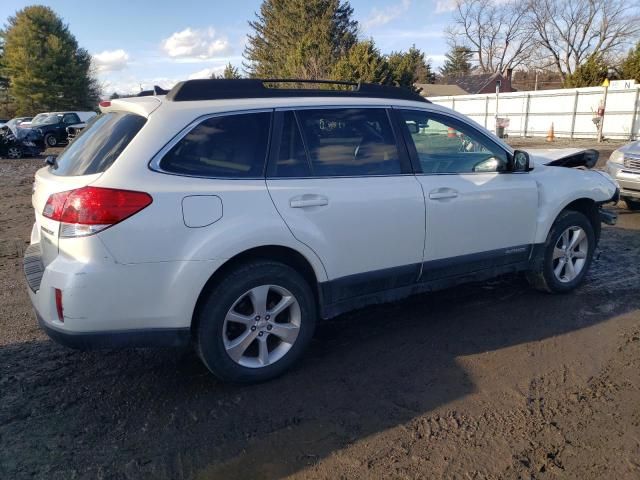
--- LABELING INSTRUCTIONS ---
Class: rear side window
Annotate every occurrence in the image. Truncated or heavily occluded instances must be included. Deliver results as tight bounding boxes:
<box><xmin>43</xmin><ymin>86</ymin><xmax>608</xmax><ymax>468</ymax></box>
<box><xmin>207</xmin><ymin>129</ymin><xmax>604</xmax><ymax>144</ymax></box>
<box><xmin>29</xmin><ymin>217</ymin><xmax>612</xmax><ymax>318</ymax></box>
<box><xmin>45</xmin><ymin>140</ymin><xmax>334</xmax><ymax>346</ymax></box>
<box><xmin>52</xmin><ymin>112</ymin><xmax>146</xmax><ymax>176</ymax></box>
<box><xmin>295</xmin><ymin>108</ymin><xmax>402</xmax><ymax>177</ymax></box>
<box><xmin>159</xmin><ymin>112</ymin><xmax>271</xmax><ymax>178</ymax></box>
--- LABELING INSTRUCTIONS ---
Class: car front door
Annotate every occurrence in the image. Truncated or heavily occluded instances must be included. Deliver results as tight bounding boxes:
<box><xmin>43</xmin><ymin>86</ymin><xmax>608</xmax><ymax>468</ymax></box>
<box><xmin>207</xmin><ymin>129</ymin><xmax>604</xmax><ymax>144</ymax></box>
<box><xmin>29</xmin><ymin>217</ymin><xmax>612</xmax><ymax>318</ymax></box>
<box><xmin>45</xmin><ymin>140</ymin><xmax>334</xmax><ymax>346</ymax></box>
<box><xmin>395</xmin><ymin>108</ymin><xmax>538</xmax><ymax>282</ymax></box>
<box><xmin>266</xmin><ymin>107</ymin><xmax>426</xmax><ymax>308</ymax></box>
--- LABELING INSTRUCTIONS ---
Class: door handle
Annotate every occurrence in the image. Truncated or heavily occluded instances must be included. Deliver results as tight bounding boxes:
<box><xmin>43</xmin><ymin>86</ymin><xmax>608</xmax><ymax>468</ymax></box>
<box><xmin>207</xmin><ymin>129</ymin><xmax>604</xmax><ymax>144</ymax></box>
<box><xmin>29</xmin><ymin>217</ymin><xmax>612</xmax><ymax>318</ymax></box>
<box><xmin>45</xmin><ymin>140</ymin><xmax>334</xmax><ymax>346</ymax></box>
<box><xmin>289</xmin><ymin>195</ymin><xmax>329</xmax><ymax>208</ymax></box>
<box><xmin>428</xmin><ymin>189</ymin><xmax>458</xmax><ymax>200</ymax></box>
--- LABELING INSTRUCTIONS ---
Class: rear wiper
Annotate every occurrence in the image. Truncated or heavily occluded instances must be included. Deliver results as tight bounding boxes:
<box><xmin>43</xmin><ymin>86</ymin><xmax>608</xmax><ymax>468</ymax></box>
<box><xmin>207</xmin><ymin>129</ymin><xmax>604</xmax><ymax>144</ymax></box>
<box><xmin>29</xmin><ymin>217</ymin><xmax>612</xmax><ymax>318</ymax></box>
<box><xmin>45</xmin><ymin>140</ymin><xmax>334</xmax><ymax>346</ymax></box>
<box><xmin>45</xmin><ymin>155</ymin><xmax>58</xmax><ymax>169</ymax></box>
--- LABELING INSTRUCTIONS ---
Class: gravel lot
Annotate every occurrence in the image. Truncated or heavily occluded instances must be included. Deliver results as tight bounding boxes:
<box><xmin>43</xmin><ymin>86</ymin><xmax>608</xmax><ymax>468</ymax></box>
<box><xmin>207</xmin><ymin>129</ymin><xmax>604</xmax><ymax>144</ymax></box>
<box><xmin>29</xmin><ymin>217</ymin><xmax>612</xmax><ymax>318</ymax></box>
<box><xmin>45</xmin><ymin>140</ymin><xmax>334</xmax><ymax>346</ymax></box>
<box><xmin>1</xmin><ymin>142</ymin><xmax>639</xmax><ymax>479</ymax></box>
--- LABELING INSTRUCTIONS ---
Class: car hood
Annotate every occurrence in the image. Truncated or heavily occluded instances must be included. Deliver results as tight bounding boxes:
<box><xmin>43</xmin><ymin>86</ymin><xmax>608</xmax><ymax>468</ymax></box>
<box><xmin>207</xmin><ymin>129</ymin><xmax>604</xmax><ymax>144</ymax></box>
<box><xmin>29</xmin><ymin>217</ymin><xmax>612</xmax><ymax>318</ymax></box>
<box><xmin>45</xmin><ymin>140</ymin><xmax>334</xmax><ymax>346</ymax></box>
<box><xmin>14</xmin><ymin>127</ymin><xmax>43</xmax><ymax>140</ymax></box>
<box><xmin>525</xmin><ymin>148</ymin><xmax>599</xmax><ymax>168</ymax></box>
<box><xmin>615</xmin><ymin>140</ymin><xmax>640</xmax><ymax>155</ymax></box>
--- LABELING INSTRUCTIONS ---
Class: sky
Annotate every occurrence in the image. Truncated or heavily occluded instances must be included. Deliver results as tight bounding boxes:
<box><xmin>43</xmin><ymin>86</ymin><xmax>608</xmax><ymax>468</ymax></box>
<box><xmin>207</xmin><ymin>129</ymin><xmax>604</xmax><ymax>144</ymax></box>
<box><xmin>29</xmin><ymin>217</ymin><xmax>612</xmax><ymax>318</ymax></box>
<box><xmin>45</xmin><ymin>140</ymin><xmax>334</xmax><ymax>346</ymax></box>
<box><xmin>0</xmin><ymin>0</ymin><xmax>458</xmax><ymax>96</ymax></box>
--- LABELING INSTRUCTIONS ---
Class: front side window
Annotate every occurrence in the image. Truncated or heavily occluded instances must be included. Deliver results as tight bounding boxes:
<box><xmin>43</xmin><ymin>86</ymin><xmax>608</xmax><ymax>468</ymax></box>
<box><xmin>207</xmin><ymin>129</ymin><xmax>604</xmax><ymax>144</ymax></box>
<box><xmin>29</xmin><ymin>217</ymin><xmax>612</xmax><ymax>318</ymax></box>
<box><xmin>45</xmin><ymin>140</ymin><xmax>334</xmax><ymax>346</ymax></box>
<box><xmin>399</xmin><ymin>110</ymin><xmax>508</xmax><ymax>174</ymax></box>
<box><xmin>295</xmin><ymin>108</ymin><xmax>402</xmax><ymax>177</ymax></box>
<box><xmin>160</xmin><ymin>112</ymin><xmax>271</xmax><ymax>178</ymax></box>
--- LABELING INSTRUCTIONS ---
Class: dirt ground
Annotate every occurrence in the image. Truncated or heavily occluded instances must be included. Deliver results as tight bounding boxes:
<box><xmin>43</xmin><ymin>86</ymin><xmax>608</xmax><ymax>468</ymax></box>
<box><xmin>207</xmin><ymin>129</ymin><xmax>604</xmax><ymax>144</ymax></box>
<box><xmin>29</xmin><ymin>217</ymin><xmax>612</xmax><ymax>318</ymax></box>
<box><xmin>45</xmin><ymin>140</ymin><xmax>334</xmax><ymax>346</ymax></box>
<box><xmin>1</xmin><ymin>140</ymin><xmax>639</xmax><ymax>480</ymax></box>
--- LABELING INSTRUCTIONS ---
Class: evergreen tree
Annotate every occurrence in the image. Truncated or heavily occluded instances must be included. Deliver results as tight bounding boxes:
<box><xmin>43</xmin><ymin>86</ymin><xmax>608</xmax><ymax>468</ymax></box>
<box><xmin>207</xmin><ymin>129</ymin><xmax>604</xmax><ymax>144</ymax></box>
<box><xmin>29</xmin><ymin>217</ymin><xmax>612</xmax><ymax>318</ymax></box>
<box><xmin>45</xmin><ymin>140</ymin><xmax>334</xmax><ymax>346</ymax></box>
<box><xmin>620</xmin><ymin>42</ymin><xmax>640</xmax><ymax>83</ymax></box>
<box><xmin>564</xmin><ymin>54</ymin><xmax>609</xmax><ymax>88</ymax></box>
<box><xmin>439</xmin><ymin>46</ymin><xmax>473</xmax><ymax>79</ymax></box>
<box><xmin>244</xmin><ymin>0</ymin><xmax>358</xmax><ymax>79</ymax></box>
<box><xmin>1</xmin><ymin>6</ymin><xmax>100</xmax><ymax>114</ymax></box>
<box><xmin>387</xmin><ymin>45</ymin><xmax>434</xmax><ymax>89</ymax></box>
<box><xmin>222</xmin><ymin>62</ymin><xmax>241</xmax><ymax>79</ymax></box>
<box><xmin>331</xmin><ymin>40</ymin><xmax>390</xmax><ymax>84</ymax></box>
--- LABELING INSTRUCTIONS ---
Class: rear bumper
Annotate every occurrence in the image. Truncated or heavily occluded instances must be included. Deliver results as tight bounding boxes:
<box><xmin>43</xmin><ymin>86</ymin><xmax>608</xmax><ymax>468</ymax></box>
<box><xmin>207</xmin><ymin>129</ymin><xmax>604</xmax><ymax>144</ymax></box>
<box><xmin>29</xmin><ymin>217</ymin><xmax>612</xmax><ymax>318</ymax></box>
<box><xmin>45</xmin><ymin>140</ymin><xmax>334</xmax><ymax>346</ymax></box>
<box><xmin>36</xmin><ymin>312</ymin><xmax>189</xmax><ymax>349</ymax></box>
<box><xmin>23</xmin><ymin>240</ymin><xmax>213</xmax><ymax>350</ymax></box>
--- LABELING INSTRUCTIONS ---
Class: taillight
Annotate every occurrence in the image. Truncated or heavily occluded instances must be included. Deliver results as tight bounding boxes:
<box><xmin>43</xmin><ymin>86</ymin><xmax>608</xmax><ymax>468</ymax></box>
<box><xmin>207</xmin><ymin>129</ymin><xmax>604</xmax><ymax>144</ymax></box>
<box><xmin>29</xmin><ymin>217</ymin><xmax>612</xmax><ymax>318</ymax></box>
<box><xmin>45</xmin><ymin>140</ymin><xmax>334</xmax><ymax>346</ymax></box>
<box><xmin>43</xmin><ymin>187</ymin><xmax>152</xmax><ymax>237</ymax></box>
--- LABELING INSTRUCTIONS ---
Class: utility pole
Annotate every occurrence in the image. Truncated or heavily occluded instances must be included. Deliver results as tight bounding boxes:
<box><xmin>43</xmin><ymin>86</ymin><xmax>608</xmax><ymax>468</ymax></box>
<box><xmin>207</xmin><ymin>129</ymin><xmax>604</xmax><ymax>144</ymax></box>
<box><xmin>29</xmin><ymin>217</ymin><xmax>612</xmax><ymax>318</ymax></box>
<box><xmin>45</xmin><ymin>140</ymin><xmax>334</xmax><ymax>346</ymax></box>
<box><xmin>597</xmin><ymin>79</ymin><xmax>609</xmax><ymax>143</ymax></box>
<box><xmin>495</xmin><ymin>80</ymin><xmax>501</xmax><ymax>135</ymax></box>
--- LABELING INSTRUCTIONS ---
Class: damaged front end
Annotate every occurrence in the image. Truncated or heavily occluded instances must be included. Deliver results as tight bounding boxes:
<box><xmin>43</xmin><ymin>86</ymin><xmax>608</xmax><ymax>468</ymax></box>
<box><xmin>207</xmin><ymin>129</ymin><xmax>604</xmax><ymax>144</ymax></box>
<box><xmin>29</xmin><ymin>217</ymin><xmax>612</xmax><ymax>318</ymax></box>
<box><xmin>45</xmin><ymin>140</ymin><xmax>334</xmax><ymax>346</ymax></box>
<box><xmin>526</xmin><ymin>148</ymin><xmax>600</xmax><ymax>169</ymax></box>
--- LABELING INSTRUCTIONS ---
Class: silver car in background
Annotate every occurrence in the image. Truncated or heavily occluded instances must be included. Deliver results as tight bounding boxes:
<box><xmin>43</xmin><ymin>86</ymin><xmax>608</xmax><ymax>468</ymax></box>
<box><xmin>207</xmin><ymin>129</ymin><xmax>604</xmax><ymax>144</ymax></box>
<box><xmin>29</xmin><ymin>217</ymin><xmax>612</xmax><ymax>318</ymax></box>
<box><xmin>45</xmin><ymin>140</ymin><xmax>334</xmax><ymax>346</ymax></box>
<box><xmin>607</xmin><ymin>141</ymin><xmax>640</xmax><ymax>210</ymax></box>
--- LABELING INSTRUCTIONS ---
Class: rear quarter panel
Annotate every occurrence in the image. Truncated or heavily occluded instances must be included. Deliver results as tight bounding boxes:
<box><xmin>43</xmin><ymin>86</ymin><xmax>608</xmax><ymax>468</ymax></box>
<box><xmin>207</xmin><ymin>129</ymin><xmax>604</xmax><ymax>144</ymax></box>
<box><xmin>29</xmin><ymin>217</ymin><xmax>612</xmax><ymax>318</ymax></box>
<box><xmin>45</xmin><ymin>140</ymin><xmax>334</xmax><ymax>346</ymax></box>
<box><xmin>92</xmin><ymin>104</ymin><xmax>327</xmax><ymax>280</ymax></box>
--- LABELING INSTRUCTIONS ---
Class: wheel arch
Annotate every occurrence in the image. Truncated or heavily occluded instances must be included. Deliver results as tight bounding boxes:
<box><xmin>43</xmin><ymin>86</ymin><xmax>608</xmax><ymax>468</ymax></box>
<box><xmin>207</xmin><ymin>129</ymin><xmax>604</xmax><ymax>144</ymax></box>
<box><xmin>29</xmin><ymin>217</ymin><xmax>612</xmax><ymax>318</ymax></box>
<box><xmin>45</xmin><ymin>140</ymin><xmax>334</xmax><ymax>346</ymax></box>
<box><xmin>191</xmin><ymin>245</ymin><xmax>322</xmax><ymax>334</ymax></box>
<box><xmin>559</xmin><ymin>197</ymin><xmax>601</xmax><ymax>244</ymax></box>
<box><xmin>538</xmin><ymin>196</ymin><xmax>601</xmax><ymax>247</ymax></box>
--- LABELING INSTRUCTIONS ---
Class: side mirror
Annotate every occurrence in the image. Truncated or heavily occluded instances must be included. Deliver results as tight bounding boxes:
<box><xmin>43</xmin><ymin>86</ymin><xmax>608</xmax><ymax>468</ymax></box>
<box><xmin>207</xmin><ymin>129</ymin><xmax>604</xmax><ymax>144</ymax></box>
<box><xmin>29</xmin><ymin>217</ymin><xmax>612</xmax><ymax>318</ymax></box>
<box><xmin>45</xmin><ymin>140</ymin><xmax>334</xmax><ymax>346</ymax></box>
<box><xmin>45</xmin><ymin>155</ymin><xmax>57</xmax><ymax>167</ymax></box>
<box><xmin>511</xmin><ymin>150</ymin><xmax>531</xmax><ymax>172</ymax></box>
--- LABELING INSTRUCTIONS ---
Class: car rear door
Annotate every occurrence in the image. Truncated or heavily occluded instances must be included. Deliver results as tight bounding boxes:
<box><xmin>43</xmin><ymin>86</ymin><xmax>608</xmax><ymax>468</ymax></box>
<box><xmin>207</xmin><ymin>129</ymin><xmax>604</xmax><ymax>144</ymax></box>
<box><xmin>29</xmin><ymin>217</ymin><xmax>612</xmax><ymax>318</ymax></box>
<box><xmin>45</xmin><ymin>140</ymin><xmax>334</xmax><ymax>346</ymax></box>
<box><xmin>266</xmin><ymin>107</ymin><xmax>426</xmax><ymax>306</ymax></box>
<box><xmin>395</xmin><ymin>108</ymin><xmax>538</xmax><ymax>281</ymax></box>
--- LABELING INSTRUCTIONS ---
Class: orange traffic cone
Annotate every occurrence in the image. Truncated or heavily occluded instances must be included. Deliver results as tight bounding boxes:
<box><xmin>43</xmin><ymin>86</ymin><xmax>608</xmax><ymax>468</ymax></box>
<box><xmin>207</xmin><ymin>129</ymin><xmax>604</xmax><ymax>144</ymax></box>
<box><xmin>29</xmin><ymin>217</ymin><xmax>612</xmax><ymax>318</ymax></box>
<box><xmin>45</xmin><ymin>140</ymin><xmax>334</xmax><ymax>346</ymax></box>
<box><xmin>546</xmin><ymin>123</ymin><xmax>555</xmax><ymax>142</ymax></box>
<box><xmin>447</xmin><ymin>127</ymin><xmax>457</xmax><ymax>138</ymax></box>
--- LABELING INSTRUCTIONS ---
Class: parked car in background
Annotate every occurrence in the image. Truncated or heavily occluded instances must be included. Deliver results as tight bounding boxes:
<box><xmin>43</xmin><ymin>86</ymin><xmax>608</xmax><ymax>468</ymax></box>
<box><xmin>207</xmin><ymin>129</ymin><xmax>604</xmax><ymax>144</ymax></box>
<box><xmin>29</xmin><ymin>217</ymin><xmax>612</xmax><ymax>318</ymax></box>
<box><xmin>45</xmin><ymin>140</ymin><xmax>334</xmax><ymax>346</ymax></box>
<box><xmin>607</xmin><ymin>141</ymin><xmax>640</xmax><ymax>210</ymax></box>
<box><xmin>27</xmin><ymin>111</ymin><xmax>97</xmax><ymax>148</ymax></box>
<box><xmin>5</xmin><ymin>117</ymin><xmax>33</xmax><ymax>135</ymax></box>
<box><xmin>24</xmin><ymin>79</ymin><xmax>618</xmax><ymax>383</ymax></box>
<box><xmin>0</xmin><ymin>125</ymin><xmax>41</xmax><ymax>158</ymax></box>
<box><xmin>19</xmin><ymin>113</ymin><xmax>47</xmax><ymax>129</ymax></box>
<box><xmin>66</xmin><ymin>124</ymin><xmax>87</xmax><ymax>143</ymax></box>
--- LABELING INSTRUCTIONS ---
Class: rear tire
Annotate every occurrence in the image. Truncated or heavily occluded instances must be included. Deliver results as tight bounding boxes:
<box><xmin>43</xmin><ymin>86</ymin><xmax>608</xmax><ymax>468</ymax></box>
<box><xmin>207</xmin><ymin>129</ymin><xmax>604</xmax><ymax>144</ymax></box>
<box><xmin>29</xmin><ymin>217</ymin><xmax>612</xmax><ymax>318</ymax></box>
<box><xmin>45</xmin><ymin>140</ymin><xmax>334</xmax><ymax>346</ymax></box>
<box><xmin>526</xmin><ymin>210</ymin><xmax>595</xmax><ymax>293</ymax></box>
<box><xmin>196</xmin><ymin>260</ymin><xmax>316</xmax><ymax>383</ymax></box>
<box><xmin>623</xmin><ymin>197</ymin><xmax>640</xmax><ymax>211</ymax></box>
<box><xmin>44</xmin><ymin>133</ymin><xmax>57</xmax><ymax>147</ymax></box>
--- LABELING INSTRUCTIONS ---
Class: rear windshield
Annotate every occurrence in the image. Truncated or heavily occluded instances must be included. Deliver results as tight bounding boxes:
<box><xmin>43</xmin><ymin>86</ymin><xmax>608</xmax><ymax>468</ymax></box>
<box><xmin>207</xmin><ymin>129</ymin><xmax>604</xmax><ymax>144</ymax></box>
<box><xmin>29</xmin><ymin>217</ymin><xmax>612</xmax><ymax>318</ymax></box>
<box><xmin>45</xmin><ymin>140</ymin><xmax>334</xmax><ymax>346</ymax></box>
<box><xmin>51</xmin><ymin>112</ymin><xmax>146</xmax><ymax>176</ymax></box>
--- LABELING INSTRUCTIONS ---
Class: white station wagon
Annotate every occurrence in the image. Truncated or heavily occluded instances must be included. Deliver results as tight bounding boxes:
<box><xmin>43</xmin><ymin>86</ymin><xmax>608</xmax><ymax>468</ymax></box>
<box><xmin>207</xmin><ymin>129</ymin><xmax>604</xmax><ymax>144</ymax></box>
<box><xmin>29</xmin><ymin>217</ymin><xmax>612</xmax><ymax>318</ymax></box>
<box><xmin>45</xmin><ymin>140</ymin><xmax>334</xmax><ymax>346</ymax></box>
<box><xmin>24</xmin><ymin>79</ymin><xmax>618</xmax><ymax>382</ymax></box>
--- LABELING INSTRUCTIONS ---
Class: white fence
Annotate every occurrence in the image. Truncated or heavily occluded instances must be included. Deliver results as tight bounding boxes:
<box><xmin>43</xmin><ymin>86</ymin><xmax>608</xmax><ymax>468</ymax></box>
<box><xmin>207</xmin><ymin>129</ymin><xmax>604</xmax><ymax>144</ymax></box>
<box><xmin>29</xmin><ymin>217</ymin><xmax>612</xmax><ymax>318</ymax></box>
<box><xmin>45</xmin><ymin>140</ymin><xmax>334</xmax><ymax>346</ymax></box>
<box><xmin>429</xmin><ymin>85</ymin><xmax>640</xmax><ymax>141</ymax></box>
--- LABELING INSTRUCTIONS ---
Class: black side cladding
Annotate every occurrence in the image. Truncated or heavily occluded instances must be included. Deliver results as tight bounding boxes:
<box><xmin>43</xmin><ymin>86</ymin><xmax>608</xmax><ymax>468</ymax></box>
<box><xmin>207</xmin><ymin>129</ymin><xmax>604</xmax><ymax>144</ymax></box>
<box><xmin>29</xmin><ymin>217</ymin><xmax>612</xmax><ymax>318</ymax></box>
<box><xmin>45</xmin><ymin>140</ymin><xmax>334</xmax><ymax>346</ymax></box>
<box><xmin>165</xmin><ymin>78</ymin><xmax>430</xmax><ymax>103</ymax></box>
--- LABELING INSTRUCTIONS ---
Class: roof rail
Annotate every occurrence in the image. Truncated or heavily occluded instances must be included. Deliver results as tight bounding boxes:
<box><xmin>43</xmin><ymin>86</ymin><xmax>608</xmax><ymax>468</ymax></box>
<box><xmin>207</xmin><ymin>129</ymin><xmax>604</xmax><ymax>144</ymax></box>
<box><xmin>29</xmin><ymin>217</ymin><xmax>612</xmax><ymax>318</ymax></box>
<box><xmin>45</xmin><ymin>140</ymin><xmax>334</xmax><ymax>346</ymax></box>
<box><xmin>165</xmin><ymin>78</ymin><xmax>429</xmax><ymax>103</ymax></box>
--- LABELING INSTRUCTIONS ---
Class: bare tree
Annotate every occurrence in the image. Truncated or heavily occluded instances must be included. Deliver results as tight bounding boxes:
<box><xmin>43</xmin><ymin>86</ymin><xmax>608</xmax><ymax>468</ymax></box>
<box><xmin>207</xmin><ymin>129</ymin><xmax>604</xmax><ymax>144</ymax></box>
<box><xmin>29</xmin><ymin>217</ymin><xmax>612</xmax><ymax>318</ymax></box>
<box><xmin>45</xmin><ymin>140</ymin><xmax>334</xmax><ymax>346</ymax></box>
<box><xmin>446</xmin><ymin>0</ymin><xmax>535</xmax><ymax>74</ymax></box>
<box><xmin>528</xmin><ymin>0</ymin><xmax>640</xmax><ymax>81</ymax></box>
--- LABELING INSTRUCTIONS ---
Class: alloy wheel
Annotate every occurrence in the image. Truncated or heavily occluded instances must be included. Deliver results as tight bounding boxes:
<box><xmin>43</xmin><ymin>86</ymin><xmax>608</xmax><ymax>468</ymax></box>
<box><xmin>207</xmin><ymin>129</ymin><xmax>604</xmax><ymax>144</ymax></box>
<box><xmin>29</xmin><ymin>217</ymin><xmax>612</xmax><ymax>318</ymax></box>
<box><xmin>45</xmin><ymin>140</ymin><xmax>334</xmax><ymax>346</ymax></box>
<box><xmin>552</xmin><ymin>226</ymin><xmax>589</xmax><ymax>283</ymax></box>
<box><xmin>7</xmin><ymin>147</ymin><xmax>21</xmax><ymax>159</ymax></box>
<box><xmin>222</xmin><ymin>284</ymin><xmax>301</xmax><ymax>368</ymax></box>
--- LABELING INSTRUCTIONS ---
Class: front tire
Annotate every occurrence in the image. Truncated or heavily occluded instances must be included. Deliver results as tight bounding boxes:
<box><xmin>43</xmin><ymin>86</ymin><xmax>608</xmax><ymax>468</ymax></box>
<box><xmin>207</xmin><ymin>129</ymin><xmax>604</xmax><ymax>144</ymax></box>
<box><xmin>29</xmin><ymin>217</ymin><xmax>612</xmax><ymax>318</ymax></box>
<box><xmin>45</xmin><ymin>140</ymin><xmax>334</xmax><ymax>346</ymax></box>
<box><xmin>196</xmin><ymin>260</ymin><xmax>316</xmax><ymax>383</ymax></box>
<box><xmin>527</xmin><ymin>210</ymin><xmax>595</xmax><ymax>293</ymax></box>
<box><xmin>6</xmin><ymin>146</ymin><xmax>22</xmax><ymax>159</ymax></box>
<box><xmin>623</xmin><ymin>196</ymin><xmax>640</xmax><ymax>211</ymax></box>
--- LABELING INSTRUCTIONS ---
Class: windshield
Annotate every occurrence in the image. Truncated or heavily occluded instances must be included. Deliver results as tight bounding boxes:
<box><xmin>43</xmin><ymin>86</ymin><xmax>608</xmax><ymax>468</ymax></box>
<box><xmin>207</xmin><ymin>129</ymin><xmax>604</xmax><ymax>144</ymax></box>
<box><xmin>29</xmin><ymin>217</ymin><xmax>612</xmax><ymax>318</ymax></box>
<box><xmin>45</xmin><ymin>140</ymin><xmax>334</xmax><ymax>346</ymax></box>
<box><xmin>32</xmin><ymin>113</ymin><xmax>62</xmax><ymax>126</ymax></box>
<box><xmin>51</xmin><ymin>112</ymin><xmax>147</xmax><ymax>176</ymax></box>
